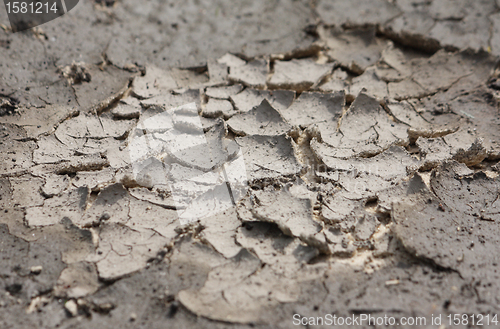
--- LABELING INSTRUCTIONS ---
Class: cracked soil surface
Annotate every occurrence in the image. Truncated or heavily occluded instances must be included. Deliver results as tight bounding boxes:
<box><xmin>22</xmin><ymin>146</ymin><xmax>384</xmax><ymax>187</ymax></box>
<box><xmin>1</xmin><ymin>0</ymin><xmax>500</xmax><ymax>328</ymax></box>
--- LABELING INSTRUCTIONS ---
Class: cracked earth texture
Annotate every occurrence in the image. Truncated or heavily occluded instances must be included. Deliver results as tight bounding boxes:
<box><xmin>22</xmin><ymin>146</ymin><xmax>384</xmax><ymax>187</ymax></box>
<box><xmin>1</xmin><ymin>0</ymin><xmax>500</xmax><ymax>328</ymax></box>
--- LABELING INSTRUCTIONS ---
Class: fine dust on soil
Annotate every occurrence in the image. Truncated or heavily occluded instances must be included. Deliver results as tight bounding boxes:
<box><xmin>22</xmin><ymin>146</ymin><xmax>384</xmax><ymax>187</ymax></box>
<box><xmin>1</xmin><ymin>1</ymin><xmax>500</xmax><ymax>328</ymax></box>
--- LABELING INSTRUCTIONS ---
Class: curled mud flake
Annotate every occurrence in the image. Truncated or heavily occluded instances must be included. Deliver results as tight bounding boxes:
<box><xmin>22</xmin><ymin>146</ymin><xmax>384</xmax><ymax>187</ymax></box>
<box><xmin>202</xmin><ymin>98</ymin><xmax>235</xmax><ymax>119</ymax></box>
<box><xmin>430</xmin><ymin>161</ymin><xmax>500</xmax><ymax>223</ymax></box>
<box><xmin>205</xmin><ymin>84</ymin><xmax>243</xmax><ymax>100</ymax></box>
<box><xmin>242</xmin><ymin>190</ymin><xmax>322</xmax><ymax>245</ymax></box>
<box><xmin>268</xmin><ymin>58</ymin><xmax>335</xmax><ymax>93</ymax></box>
<box><xmin>228</xmin><ymin>58</ymin><xmax>269</xmax><ymax>88</ymax></box>
<box><xmin>132</xmin><ymin>66</ymin><xmax>178</xmax><ymax>99</ymax></box>
<box><xmin>320</xmin><ymin>27</ymin><xmax>387</xmax><ymax>75</ymax></box>
<box><xmin>236</xmin><ymin>134</ymin><xmax>302</xmax><ymax>181</ymax></box>
<box><xmin>236</xmin><ymin>222</ymin><xmax>319</xmax><ymax>276</ymax></box>
<box><xmin>313</xmin><ymin>145</ymin><xmax>419</xmax><ymax>181</ymax></box>
<box><xmin>217</xmin><ymin>53</ymin><xmax>247</xmax><ymax>68</ymax></box>
<box><xmin>140</xmin><ymin>89</ymin><xmax>201</xmax><ymax>114</ymax></box>
<box><xmin>230</xmin><ymin>88</ymin><xmax>295</xmax><ymax>114</ymax></box>
<box><xmin>227</xmin><ymin>99</ymin><xmax>290</xmax><ymax>136</ymax></box>
<box><xmin>280</xmin><ymin>91</ymin><xmax>344</xmax><ymax>129</ymax></box>
<box><xmin>111</xmin><ymin>100</ymin><xmax>141</xmax><ymax>120</ymax></box>
<box><xmin>317</xmin><ymin>0</ymin><xmax>401</xmax><ymax>27</ymax></box>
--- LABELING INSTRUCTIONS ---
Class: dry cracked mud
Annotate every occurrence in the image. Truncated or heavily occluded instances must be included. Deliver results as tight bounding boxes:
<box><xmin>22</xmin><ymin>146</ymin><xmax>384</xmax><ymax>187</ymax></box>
<box><xmin>1</xmin><ymin>1</ymin><xmax>500</xmax><ymax>328</ymax></box>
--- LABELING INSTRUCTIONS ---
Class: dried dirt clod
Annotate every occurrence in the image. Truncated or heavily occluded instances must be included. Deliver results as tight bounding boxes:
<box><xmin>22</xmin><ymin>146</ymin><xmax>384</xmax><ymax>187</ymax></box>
<box><xmin>64</xmin><ymin>300</ymin><xmax>78</xmax><ymax>317</ymax></box>
<box><xmin>30</xmin><ymin>266</ymin><xmax>43</xmax><ymax>275</ymax></box>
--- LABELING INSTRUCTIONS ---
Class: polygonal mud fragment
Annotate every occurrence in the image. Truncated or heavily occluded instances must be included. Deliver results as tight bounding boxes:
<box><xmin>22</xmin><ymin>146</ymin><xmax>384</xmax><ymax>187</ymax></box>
<box><xmin>90</xmin><ymin>224</ymin><xmax>168</xmax><ymax>281</ymax></box>
<box><xmin>385</xmin><ymin>101</ymin><xmax>429</xmax><ymax>129</ymax></box>
<box><xmin>140</xmin><ymin>89</ymin><xmax>200</xmax><ymax>114</ymax></box>
<box><xmin>228</xmin><ymin>59</ymin><xmax>268</xmax><ymax>88</ymax></box>
<box><xmin>170</xmin><ymin>120</ymin><xmax>239</xmax><ymax>171</ymax></box>
<box><xmin>25</xmin><ymin>187</ymin><xmax>90</xmax><ymax>227</ymax></box>
<box><xmin>317</xmin><ymin>0</ymin><xmax>401</xmax><ymax>27</ymax></box>
<box><xmin>427</xmin><ymin>1</ymin><xmax>494</xmax><ymax>51</ymax></box>
<box><xmin>349</xmin><ymin>68</ymin><xmax>388</xmax><ymax>100</ymax></box>
<box><xmin>230</xmin><ymin>88</ymin><xmax>295</xmax><ymax>113</ymax></box>
<box><xmin>170</xmin><ymin>67</ymin><xmax>210</xmax><ymax>90</ymax></box>
<box><xmin>236</xmin><ymin>134</ymin><xmax>301</xmax><ymax>181</ymax></box>
<box><xmin>127</xmin><ymin>197</ymin><xmax>178</xmax><ymax>238</ymax></box>
<box><xmin>79</xmin><ymin>184</ymin><xmax>130</xmax><ymax>227</ymax></box>
<box><xmin>417</xmin><ymin>136</ymin><xmax>487</xmax><ymax>170</ymax></box>
<box><xmin>202</xmin><ymin>99</ymin><xmax>235</xmax><ymax>119</ymax></box>
<box><xmin>9</xmin><ymin>175</ymin><xmax>45</xmax><ymax>208</ymax></box>
<box><xmin>324</xmin><ymin>228</ymin><xmax>356</xmax><ymax>257</ymax></box>
<box><xmin>207</xmin><ymin>59</ymin><xmax>228</xmax><ymax>86</ymax></box>
<box><xmin>431</xmin><ymin>161</ymin><xmax>500</xmax><ymax>223</ymax></box>
<box><xmin>317</xmin><ymin>92</ymin><xmax>408</xmax><ymax>159</ymax></box>
<box><xmin>240</xmin><ymin>190</ymin><xmax>321</xmax><ymax>242</ymax></box>
<box><xmin>217</xmin><ymin>53</ymin><xmax>247</xmax><ymax>68</ymax></box>
<box><xmin>321</xmin><ymin>193</ymin><xmax>362</xmax><ymax>225</ymax></box>
<box><xmin>236</xmin><ymin>222</ymin><xmax>319</xmax><ymax>276</ymax></box>
<box><xmin>205</xmin><ymin>84</ymin><xmax>243</xmax><ymax>100</ymax></box>
<box><xmin>72</xmin><ymin>168</ymin><xmax>116</xmax><ymax>191</ymax></box>
<box><xmin>318</xmin><ymin>69</ymin><xmax>349</xmax><ymax>93</ymax></box>
<box><xmin>313</xmin><ymin>145</ymin><xmax>419</xmax><ymax>181</ymax></box>
<box><xmin>40</xmin><ymin>174</ymin><xmax>70</xmax><ymax>197</ymax></box>
<box><xmin>72</xmin><ymin>64</ymin><xmax>132</xmax><ymax>113</ymax></box>
<box><xmin>393</xmin><ymin>163</ymin><xmax>500</xmax><ymax>291</ymax></box>
<box><xmin>353</xmin><ymin>214</ymin><xmax>379</xmax><ymax>240</ymax></box>
<box><xmin>227</xmin><ymin>99</ymin><xmax>290</xmax><ymax>136</ymax></box>
<box><xmin>280</xmin><ymin>91</ymin><xmax>344</xmax><ymax>129</ymax></box>
<box><xmin>199</xmin><ymin>208</ymin><xmax>242</xmax><ymax>259</ymax></box>
<box><xmin>320</xmin><ymin>27</ymin><xmax>387</xmax><ymax>74</ymax></box>
<box><xmin>132</xmin><ymin>66</ymin><xmax>178</xmax><ymax>99</ymax></box>
<box><xmin>111</xmin><ymin>99</ymin><xmax>141</xmax><ymax>119</ymax></box>
<box><xmin>0</xmin><ymin>124</ymin><xmax>36</xmax><ymax>176</ymax></box>
<box><xmin>268</xmin><ymin>59</ymin><xmax>335</xmax><ymax>92</ymax></box>
<box><xmin>0</xmin><ymin>105</ymin><xmax>77</xmax><ymax>139</ymax></box>
<box><xmin>55</xmin><ymin>113</ymin><xmax>134</xmax><ymax>145</ymax></box>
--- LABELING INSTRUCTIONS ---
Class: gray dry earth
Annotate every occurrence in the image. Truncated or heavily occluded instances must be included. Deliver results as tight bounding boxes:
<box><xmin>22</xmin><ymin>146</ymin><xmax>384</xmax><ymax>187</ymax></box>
<box><xmin>1</xmin><ymin>0</ymin><xmax>500</xmax><ymax>328</ymax></box>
